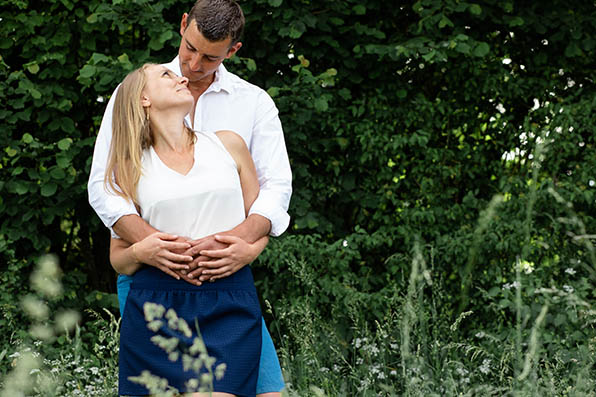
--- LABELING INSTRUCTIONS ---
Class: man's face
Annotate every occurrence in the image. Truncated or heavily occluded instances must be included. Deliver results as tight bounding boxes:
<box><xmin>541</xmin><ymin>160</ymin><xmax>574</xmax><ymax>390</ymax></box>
<box><xmin>178</xmin><ymin>14</ymin><xmax>241</xmax><ymax>84</ymax></box>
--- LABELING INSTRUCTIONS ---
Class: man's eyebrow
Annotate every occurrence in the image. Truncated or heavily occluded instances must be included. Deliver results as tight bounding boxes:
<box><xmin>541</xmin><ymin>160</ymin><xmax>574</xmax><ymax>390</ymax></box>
<box><xmin>184</xmin><ymin>38</ymin><xmax>222</xmax><ymax>58</ymax></box>
<box><xmin>184</xmin><ymin>38</ymin><xmax>196</xmax><ymax>50</ymax></box>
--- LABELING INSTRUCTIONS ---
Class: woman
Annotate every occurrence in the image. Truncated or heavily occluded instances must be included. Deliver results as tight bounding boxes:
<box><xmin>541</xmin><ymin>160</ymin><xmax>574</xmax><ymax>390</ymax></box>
<box><xmin>106</xmin><ymin>63</ymin><xmax>270</xmax><ymax>397</ymax></box>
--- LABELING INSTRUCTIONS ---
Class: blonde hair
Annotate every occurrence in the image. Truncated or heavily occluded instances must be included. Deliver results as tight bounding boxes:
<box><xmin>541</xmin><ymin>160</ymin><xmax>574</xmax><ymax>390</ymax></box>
<box><xmin>105</xmin><ymin>63</ymin><xmax>196</xmax><ymax>204</ymax></box>
<box><xmin>104</xmin><ymin>64</ymin><xmax>155</xmax><ymax>206</ymax></box>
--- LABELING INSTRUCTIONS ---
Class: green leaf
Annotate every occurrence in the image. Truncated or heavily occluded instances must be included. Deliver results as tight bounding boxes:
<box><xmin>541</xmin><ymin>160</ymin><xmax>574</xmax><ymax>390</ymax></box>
<box><xmin>79</xmin><ymin>64</ymin><xmax>96</xmax><ymax>78</ymax></box>
<box><xmin>159</xmin><ymin>30</ymin><xmax>173</xmax><ymax>43</ymax></box>
<box><xmin>57</xmin><ymin>138</ymin><xmax>73</xmax><ymax>151</ymax></box>
<box><xmin>473</xmin><ymin>42</ymin><xmax>490</xmax><ymax>57</ymax></box>
<box><xmin>22</xmin><ymin>133</ymin><xmax>34</xmax><ymax>144</ymax></box>
<box><xmin>50</xmin><ymin>168</ymin><xmax>66</xmax><ymax>180</ymax></box>
<box><xmin>0</xmin><ymin>37</ymin><xmax>12</xmax><ymax>49</ymax></box>
<box><xmin>60</xmin><ymin>0</ymin><xmax>73</xmax><ymax>11</ymax></box>
<box><xmin>41</xmin><ymin>182</ymin><xmax>57</xmax><ymax>197</ymax></box>
<box><xmin>469</xmin><ymin>4</ymin><xmax>482</xmax><ymax>15</ymax></box>
<box><xmin>246</xmin><ymin>58</ymin><xmax>257</xmax><ymax>72</ymax></box>
<box><xmin>267</xmin><ymin>87</ymin><xmax>280</xmax><ymax>97</ymax></box>
<box><xmin>118</xmin><ymin>53</ymin><xmax>133</xmax><ymax>70</ymax></box>
<box><xmin>314</xmin><ymin>98</ymin><xmax>328</xmax><ymax>112</ymax></box>
<box><xmin>329</xmin><ymin>17</ymin><xmax>344</xmax><ymax>26</ymax></box>
<box><xmin>27</xmin><ymin>63</ymin><xmax>40</xmax><ymax>74</ymax></box>
<box><xmin>268</xmin><ymin>0</ymin><xmax>282</xmax><ymax>7</ymax></box>
<box><xmin>90</xmin><ymin>52</ymin><xmax>109</xmax><ymax>63</ymax></box>
<box><xmin>29</xmin><ymin>88</ymin><xmax>42</xmax><ymax>99</ymax></box>
<box><xmin>15</xmin><ymin>182</ymin><xmax>28</xmax><ymax>195</ymax></box>
<box><xmin>455</xmin><ymin>42</ymin><xmax>471</xmax><ymax>54</ymax></box>
<box><xmin>56</xmin><ymin>154</ymin><xmax>70</xmax><ymax>169</ymax></box>
<box><xmin>564</xmin><ymin>42</ymin><xmax>583</xmax><ymax>57</ymax></box>
<box><xmin>397</xmin><ymin>89</ymin><xmax>407</xmax><ymax>99</ymax></box>
<box><xmin>422</xmin><ymin>51</ymin><xmax>436</xmax><ymax>62</ymax></box>
<box><xmin>297</xmin><ymin>55</ymin><xmax>310</xmax><ymax>68</ymax></box>
<box><xmin>439</xmin><ymin>16</ymin><xmax>453</xmax><ymax>29</ymax></box>
<box><xmin>583</xmin><ymin>38</ymin><xmax>596</xmax><ymax>51</ymax></box>
<box><xmin>289</xmin><ymin>21</ymin><xmax>306</xmax><ymax>39</ymax></box>
<box><xmin>507</xmin><ymin>17</ymin><xmax>524</xmax><ymax>27</ymax></box>
<box><xmin>353</xmin><ymin>5</ymin><xmax>366</xmax><ymax>15</ymax></box>
<box><xmin>87</xmin><ymin>13</ymin><xmax>97</xmax><ymax>23</ymax></box>
<box><xmin>5</xmin><ymin>147</ymin><xmax>17</xmax><ymax>157</ymax></box>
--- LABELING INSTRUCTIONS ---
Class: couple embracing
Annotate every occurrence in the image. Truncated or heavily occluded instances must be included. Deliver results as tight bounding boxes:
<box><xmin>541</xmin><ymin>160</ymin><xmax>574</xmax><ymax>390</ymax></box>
<box><xmin>87</xmin><ymin>1</ymin><xmax>292</xmax><ymax>396</ymax></box>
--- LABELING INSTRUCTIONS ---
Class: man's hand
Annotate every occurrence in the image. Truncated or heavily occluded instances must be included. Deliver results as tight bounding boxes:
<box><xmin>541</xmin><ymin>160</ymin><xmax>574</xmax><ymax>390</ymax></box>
<box><xmin>184</xmin><ymin>235</ymin><xmax>229</xmax><ymax>280</ymax></box>
<box><xmin>186</xmin><ymin>234</ymin><xmax>269</xmax><ymax>282</ymax></box>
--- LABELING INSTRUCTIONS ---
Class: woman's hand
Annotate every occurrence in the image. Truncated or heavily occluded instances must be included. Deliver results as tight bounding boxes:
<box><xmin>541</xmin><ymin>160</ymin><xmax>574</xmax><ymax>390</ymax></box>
<box><xmin>187</xmin><ymin>234</ymin><xmax>269</xmax><ymax>282</ymax></box>
<box><xmin>131</xmin><ymin>232</ymin><xmax>193</xmax><ymax>280</ymax></box>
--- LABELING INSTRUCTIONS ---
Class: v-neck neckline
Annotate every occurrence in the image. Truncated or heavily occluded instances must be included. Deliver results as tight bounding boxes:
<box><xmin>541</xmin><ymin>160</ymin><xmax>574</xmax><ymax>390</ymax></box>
<box><xmin>150</xmin><ymin>143</ymin><xmax>196</xmax><ymax>177</ymax></box>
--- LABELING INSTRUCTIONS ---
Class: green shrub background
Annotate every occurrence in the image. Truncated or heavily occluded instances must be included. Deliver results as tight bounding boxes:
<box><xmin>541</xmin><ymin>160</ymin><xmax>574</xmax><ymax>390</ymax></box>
<box><xmin>1</xmin><ymin>0</ymin><xmax>595</xmax><ymax>395</ymax></box>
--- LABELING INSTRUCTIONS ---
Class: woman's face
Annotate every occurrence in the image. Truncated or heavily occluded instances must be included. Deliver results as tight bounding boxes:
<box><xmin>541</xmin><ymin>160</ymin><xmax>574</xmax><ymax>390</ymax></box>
<box><xmin>141</xmin><ymin>65</ymin><xmax>194</xmax><ymax>113</ymax></box>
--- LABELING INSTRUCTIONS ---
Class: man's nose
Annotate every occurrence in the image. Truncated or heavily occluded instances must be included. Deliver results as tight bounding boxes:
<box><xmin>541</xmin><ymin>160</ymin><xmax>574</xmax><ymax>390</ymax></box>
<box><xmin>189</xmin><ymin>54</ymin><xmax>202</xmax><ymax>71</ymax></box>
<box><xmin>179</xmin><ymin>76</ymin><xmax>189</xmax><ymax>85</ymax></box>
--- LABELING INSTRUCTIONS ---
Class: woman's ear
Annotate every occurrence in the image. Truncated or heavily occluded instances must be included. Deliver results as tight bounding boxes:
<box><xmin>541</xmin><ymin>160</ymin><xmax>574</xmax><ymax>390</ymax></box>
<box><xmin>141</xmin><ymin>94</ymin><xmax>151</xmax><ymax>108</ymax></box>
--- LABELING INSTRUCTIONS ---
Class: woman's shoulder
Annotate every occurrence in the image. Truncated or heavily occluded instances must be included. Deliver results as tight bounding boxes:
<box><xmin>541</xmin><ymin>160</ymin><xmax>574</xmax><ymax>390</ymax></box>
<box><xmin>214</xmin><ymin>130</ymin><xmax>250</xmax><ymax>171</ymax></box>
<box><xmin>214</xmin><ymin>130</ymin><xmax>246</xmax><ymax>152</ymax></box>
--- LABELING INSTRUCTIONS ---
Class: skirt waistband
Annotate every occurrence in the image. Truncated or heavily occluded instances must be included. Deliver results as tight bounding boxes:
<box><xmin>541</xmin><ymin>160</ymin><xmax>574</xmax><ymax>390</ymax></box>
<box><xmin>130</xmin><ymin>265</ymin><xmax>255</xmax><ymax>291</ymax></box>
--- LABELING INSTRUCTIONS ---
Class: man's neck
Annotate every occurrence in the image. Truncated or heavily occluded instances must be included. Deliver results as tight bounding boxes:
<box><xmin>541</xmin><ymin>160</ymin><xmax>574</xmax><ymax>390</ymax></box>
<box><xmin>188</xmin><ymin>72</ymin><xmax>216</xmax><ymax>100</ymax></box>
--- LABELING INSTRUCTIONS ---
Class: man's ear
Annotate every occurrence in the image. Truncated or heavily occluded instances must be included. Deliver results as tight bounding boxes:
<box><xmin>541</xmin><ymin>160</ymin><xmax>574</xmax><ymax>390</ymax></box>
<box><xmin>180</xmin><ymin>13</ymin><xmax>189</xmax><ymax>36</ymax></box>
<box><xmin>226</xmin><ymin>41</ymin><xmax>242</xmax><ymax>59</ymax></box>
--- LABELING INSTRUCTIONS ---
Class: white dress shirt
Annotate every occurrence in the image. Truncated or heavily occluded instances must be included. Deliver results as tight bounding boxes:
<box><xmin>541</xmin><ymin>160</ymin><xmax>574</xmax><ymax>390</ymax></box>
<box><xmin>87</xmin><ymin>57</ymin><xmax>292</xmax><ymax>237</ymax></box>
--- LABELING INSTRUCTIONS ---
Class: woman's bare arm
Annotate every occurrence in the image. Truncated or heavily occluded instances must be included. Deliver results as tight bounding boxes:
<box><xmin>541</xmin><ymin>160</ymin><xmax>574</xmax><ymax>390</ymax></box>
<box><xmin>109</xmin><ymin>233</ymin><xmax>194</xmax><ymax>279</ymax></box>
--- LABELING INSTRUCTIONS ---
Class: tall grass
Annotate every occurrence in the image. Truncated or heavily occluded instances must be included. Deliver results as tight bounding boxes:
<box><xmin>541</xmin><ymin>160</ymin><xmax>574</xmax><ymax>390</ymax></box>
<box><xmin>1</xmin><ymin>134</ymin><xmax>594</xmax><ymax>396</ymax></box>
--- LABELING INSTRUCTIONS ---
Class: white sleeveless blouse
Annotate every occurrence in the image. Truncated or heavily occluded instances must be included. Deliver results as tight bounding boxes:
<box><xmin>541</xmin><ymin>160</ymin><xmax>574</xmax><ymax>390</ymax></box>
<box><xmin>136</xmin><ymin>130</ymin><xmax>246</xmax><ymax>240</ymax></box>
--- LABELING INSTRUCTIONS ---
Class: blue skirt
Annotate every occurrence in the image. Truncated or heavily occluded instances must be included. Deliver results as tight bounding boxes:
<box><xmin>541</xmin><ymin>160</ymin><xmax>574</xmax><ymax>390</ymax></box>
<box><xmin>118</xmin><ymin>266</ymin><xmax>262</xmax><ymax>397</ymax></box>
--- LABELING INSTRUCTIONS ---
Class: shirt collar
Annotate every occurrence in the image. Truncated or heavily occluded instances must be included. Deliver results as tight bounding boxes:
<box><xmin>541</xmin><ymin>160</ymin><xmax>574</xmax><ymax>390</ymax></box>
<box><xmin>165</xmin><ymin>56</ymin><xmax>234</xmax><ymax>95</ymax></box>
<box><xmin>209</xmin><ymin>63</ymin><xmax>233</xmax><ymax>94</ymax></box>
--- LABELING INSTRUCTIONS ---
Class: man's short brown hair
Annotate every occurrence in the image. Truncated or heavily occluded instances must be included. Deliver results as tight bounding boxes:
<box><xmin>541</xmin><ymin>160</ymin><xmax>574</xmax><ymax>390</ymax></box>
<box><xmin>187</xmin><ymin>0</ymin><xmax>245</xmax><ymax>45</ymax></box>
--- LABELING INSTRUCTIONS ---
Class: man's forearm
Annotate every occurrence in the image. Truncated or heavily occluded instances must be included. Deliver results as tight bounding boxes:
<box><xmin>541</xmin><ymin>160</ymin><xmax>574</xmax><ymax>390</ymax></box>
<box><xmin>113</xmin><ymin>214</ymin><xmax>159</xmax><ymax>244</ymax></box>
<box><xmin>222</xmin><ymin>214</ymin><xmax>271</xmax><ymax>243</ymax></box>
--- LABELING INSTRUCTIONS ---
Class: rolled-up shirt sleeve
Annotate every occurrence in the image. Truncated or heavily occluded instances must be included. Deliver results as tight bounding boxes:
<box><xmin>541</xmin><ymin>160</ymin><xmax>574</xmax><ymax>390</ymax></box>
<box><xmin>248</xmin><ymin>91</ymin><xmax>292</xmax><ymax>237</ymax></box>
<box><xmin>87</xmin><ymin>85</ymin><xmax>139</xmax><ymax>234</ymax></box>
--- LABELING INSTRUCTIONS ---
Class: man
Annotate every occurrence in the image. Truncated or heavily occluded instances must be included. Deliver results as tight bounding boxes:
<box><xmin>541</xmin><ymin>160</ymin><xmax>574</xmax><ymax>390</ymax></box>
<box><xmin>87</xmin><ymin>0</ymin><xmax>291</xmax><ymax>395</ymax></box>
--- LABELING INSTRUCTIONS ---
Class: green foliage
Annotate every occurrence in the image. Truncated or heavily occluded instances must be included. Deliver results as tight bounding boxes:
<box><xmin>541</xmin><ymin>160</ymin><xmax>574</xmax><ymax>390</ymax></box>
<box><xmin>1</xmin><ymin>0</ymin><xmax>595</xmax><ymax>394</ymax></box>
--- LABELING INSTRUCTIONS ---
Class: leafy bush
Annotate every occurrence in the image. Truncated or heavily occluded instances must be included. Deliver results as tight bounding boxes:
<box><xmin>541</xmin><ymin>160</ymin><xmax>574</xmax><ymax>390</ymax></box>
<box><xmin>1</xmin><ymin>0</ymin><xmax>595</xmax><ymax>395</ymax></box>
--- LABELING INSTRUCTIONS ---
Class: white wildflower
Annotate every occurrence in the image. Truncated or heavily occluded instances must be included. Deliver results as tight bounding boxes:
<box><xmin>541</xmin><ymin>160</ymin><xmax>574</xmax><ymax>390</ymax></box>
<box><xmin>475</xmin><ymin>331</ymin><xmax>486</xmax><ymax>338</ymax></box>
<box><xmin>479</xmin><ymin>359</ymin><xmax>491</xmax><ymax>375</ymax></box>
<box><xmin>565</xmin><ymin>268</ymin><xmax>576</xmax><ymax>275</ymax></box>
<box><xmin>342</xmin><ymin>240</ymin><xmax>348</xmax><ymax>247</ymax></box>
<box><xmin>320</xmin><ymin>366</ymin><xmax>329</xmax><ymax>373</ymax></box>
<box><xmin>390</xmin><ymin>370</ymin><xmax>397</xmax><ymax>376</ymax></box>
<box><xmin>563</xmin><ymin>285</ymin><xmax>574</xmax><ymax>293</ymax></box>
<box><xmin>502</xmin><ymin>281</ymin><xmax>521</xmax><ymax>290</ymax></box>
<box><xmin>519</xmin><ymin>260</ymin><xmax>534</xmax><ymax>274</ymax></box>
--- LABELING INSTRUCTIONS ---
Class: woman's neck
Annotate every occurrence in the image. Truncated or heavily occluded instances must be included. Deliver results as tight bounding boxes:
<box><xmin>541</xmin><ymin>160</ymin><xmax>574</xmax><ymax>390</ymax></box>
<box><xmin>149</xmin><ymin>111</ymin><xmax>191</xmax><ymax>153</ymax></box>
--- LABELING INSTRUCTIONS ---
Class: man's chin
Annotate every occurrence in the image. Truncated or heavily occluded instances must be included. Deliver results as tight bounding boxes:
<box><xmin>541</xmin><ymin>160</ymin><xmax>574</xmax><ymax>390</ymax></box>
<box><xmin>182</xmin><ymin>70</ymin><xmax>210</xmax><ymax>82</ymax></box>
